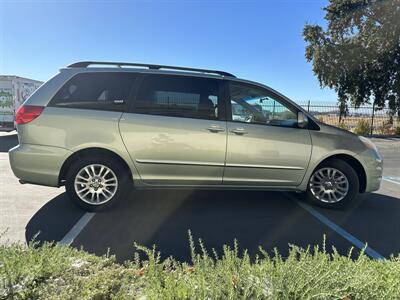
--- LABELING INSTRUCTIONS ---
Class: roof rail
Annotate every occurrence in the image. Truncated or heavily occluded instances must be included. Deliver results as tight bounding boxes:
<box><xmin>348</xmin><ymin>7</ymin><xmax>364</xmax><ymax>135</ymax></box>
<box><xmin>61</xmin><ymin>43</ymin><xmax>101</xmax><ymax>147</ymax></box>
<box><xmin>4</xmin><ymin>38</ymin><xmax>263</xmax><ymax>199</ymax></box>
<box><xmin>67</xmin><ymin>61</ymin><xmax>236</xmax><ymax>78</ymax></box>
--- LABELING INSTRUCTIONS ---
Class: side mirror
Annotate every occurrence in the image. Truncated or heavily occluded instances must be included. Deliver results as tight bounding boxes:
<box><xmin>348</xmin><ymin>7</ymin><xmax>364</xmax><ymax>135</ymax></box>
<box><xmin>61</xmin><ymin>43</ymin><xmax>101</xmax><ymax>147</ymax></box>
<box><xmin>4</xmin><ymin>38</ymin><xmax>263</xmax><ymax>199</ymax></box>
<box><xmin>297</xmin><ymin>111</ymin><xmax>309</xmax><ymax>129</ymax></box>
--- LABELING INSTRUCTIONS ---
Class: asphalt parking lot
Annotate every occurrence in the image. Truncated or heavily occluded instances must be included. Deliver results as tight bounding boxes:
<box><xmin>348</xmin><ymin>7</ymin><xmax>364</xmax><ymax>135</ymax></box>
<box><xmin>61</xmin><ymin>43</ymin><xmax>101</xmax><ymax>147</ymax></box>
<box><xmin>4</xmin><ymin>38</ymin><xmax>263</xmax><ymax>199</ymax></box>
<box><xmin>1</xmin><ymin>132</ymin><xmax>399</xmax><ymax>262</ymax></box>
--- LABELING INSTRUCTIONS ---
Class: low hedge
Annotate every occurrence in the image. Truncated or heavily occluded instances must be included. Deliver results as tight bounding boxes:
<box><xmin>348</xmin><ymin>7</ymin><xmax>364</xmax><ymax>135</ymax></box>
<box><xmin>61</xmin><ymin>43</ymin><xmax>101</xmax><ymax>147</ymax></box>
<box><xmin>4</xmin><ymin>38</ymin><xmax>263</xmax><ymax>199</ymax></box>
<box><xmin>1</xmin><ymin>233</ymin><xmax>400</xmax><ymax>300</ymax></box>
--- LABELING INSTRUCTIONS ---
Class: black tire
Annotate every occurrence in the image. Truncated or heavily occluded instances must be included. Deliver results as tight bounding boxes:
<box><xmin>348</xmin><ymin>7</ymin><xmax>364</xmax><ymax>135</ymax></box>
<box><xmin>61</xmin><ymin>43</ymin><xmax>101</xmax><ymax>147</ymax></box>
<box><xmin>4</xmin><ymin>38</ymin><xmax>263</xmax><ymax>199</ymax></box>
<box><xmin>65</xmin><ymin>154</ymin><xmax>130</xmax><ymax>212</ymax></box>
<box><xmin>305</xmin><ymin>159</ymin><xmax>359</xmax><ymax>209</ymax></box>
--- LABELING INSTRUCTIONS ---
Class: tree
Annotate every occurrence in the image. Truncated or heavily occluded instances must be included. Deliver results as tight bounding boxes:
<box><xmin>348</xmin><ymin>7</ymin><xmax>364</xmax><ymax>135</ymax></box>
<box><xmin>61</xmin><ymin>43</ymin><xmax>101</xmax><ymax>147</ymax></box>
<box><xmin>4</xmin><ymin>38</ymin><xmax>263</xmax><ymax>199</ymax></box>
<box><xmin>303</xmin><ymin>0</ymin><xmax>400</xmax><ymax>117</ymax></box>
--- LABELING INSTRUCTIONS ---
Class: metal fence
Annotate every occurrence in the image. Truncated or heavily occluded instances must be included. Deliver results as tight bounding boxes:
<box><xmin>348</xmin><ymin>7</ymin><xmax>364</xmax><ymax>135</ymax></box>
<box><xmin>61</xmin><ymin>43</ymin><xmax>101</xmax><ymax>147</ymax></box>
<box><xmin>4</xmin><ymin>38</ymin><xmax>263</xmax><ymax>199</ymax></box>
<box><xmin>296</xmin><ymin>101</ymin><xmax>400</xmax><ymax>135</ymax></box>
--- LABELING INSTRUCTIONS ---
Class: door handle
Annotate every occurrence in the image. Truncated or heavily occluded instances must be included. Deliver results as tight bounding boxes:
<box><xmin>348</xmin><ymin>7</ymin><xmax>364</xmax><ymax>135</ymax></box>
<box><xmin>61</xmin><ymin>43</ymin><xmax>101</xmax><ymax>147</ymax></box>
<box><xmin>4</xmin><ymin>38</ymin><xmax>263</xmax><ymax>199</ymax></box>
<box><xmin>207</xmin><ymin>125</ymin><xmax>225</xmax><ymax>133</ymax></box>
<box><xmin>230</xmin><ymin>128</ymin><xmax>248</xmax><ymax>135</ymax></box>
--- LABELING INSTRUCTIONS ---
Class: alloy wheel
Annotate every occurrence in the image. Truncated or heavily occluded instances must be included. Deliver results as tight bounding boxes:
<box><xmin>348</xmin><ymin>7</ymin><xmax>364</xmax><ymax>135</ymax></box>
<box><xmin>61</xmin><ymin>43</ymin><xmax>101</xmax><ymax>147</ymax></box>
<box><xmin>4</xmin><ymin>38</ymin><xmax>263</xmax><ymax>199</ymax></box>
<box><xmin>74</xmin><ymin>164</ymin><xmax>118</xmax><ymax>205</ymax></box>
<box><xmin>309</xmin><ymin>167</ymin><xmax>349</xmax><ymax>203</ymax></box>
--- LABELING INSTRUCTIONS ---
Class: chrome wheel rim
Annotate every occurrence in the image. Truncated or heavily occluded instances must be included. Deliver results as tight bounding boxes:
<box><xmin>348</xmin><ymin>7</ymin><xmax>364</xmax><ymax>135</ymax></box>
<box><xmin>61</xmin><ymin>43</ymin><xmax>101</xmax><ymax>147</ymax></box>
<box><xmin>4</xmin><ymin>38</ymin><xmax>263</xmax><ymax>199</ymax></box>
<box><xmin>74</xmin><ymin>164</ymin><xmax>118</xmax><ymax>205</ymax></box>
<box><xmin>309</xmin><ymin>167</ymin><xmax>349</xmax><ymax>203</ymax></box>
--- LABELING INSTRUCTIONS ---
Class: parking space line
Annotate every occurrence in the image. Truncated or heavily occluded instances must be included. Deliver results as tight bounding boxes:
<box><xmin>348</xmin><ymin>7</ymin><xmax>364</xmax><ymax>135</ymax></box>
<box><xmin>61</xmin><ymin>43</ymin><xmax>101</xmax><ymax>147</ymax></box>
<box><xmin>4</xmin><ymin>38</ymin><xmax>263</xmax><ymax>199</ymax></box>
<box><xmin>59</xmin><ymin>213</ymin><xmax>96</xmax><ymax>245</ymax></box>
<box><xmin>383</xmin><ymin>176</ymin><xmax>400</xmax><ymax>185</ymax></box>
<box><xmin>293</xmin><ymin>198</ymin><xmax>384</xmax><ymax>259</ymax></box>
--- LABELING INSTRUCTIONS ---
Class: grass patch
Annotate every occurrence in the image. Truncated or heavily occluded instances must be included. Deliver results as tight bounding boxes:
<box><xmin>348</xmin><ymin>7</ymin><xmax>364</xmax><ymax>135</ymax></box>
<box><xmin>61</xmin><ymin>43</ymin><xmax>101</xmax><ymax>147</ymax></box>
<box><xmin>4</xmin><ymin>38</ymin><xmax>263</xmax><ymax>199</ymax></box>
<box><xmin>1</xmin><ymin>233</ymin><xmax>400</xmax><ymax>299</ymax></box>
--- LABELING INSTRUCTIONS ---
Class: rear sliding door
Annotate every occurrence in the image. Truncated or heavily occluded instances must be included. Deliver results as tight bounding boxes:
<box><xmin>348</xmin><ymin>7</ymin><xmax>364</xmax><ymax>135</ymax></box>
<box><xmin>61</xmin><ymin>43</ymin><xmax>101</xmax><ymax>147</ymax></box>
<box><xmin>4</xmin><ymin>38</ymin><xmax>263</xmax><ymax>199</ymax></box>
<box><xmin>119</xmin><ymin>74</ymin><xmax>227</xmax><ymax>185</ymax></box>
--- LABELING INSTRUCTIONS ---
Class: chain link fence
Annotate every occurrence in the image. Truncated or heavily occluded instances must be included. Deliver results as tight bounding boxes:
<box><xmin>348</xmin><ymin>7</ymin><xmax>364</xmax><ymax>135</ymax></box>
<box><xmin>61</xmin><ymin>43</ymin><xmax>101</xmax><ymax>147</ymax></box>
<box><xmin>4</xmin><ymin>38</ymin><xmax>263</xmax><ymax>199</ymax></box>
<box><xmin>297</xmin><ymin>101</ymin><xmax>400</xmax><ymax>135</ymax></box>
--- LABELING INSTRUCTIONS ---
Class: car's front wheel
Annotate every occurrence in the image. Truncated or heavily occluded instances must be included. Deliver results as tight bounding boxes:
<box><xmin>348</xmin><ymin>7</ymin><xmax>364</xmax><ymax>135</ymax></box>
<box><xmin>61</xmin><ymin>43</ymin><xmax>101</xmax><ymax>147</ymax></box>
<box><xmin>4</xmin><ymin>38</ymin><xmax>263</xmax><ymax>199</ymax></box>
<box><xmin>65</xmin><ymin>155</ymin><xmax>130</xmax><ymax>211</ymax></box>
<box><xmin>306</xmin><ymin>159</ymin><xmax>359</xmax><ymax>209</ymax></box>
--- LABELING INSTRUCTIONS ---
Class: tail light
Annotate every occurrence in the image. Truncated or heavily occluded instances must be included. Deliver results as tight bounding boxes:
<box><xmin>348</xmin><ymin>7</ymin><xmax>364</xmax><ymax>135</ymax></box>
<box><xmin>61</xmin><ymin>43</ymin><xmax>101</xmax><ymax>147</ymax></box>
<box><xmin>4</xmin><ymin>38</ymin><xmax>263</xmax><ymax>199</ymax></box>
<box><xmin>15</xmin><ymin>105</ymin><xmax>45</xmax><ymax>125</ymax></box>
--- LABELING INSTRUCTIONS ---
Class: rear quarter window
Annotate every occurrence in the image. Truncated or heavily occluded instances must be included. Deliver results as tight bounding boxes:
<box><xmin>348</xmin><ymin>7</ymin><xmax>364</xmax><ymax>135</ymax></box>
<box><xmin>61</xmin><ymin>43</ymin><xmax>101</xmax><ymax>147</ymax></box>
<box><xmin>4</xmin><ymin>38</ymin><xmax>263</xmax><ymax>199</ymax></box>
<box><xmin>49</xmin><ymin>72</ymin><xmax>137</xmax><ymax>112</ymax></box>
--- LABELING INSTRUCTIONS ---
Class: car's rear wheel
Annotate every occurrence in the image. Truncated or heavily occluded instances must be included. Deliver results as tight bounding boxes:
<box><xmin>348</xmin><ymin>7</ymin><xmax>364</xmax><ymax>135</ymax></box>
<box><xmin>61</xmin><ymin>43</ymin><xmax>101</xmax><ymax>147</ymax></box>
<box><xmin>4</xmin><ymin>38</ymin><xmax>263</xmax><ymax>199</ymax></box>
<box><xmin>65</xmin><ymin>155</ymin><xmax>130</xmax><ymax>211</ymax></box>
<box><xmin>306</xmin><ymin>159</ymin><xmax>359</xmax><ymax>209</ymax></box>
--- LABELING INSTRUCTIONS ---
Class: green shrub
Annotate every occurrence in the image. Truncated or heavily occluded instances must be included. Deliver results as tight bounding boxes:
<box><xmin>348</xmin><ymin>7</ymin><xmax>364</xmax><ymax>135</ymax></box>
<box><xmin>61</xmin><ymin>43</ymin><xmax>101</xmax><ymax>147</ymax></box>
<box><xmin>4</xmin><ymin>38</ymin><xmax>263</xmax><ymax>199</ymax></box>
<box><xmin>0</xmin><ymin>241</ymin><xmax>127</xmax><ymax>299</ymax></box>
<box><xmin>1</xmin><ymin>235</ymin><xmax>400</xmax><ymax>299</ymax></box>
<box><xmin>395</xmin><ymin>126</ymin><xmax>400</xmax><ymax>135</ymax></box>
<box><xmin>337</xmin><ymin>122</ymin><xmax>350</xmax><ymax>131</ymax></box>
<box><xmin>354</xmin><ymin>119</ymin><xmax>372</xmax><ymax>135</ymax></box>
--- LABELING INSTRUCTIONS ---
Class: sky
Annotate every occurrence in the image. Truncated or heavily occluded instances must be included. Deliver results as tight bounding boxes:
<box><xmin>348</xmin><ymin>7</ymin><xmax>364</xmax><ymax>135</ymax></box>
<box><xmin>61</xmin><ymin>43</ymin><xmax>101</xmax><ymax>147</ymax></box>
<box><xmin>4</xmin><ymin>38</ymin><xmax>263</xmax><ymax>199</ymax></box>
<box><xmin>0</xmin><ymin>0</ymin><xmax>337</xmax><ymax>103</ymax></box>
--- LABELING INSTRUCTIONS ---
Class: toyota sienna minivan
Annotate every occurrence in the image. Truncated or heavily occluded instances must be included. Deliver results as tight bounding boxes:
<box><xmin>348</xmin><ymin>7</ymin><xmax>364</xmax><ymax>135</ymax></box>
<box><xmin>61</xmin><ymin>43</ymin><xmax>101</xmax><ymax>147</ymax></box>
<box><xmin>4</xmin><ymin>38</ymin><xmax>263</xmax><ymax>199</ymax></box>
<box><xmin>9</xmin><ymin>61</ymin><xmax>383</xmax><ymax>211</ymax></box>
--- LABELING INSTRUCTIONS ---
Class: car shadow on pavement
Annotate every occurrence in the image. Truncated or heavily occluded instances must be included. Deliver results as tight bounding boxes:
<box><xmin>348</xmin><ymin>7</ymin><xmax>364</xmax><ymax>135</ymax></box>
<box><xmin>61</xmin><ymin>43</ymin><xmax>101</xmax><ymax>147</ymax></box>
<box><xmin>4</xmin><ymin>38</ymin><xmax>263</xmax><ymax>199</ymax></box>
<box><xmin>0</xmin><ymin>133</ymin><xmax>18</xmax><ymax>152</ymax></box>
<box><xmin>25</xmin><ymin>193</ymin><xmax>85</xmax><ymax>245</ymax></box>
<box><xmin>71</xmin><ymin>190</ymin><xmax>360</xmax><ymax>263</ymax></box>
<box><xmin>26</xmin><ymin>190</ymin><xmax>400</xmax><ymax>262</ymax></box>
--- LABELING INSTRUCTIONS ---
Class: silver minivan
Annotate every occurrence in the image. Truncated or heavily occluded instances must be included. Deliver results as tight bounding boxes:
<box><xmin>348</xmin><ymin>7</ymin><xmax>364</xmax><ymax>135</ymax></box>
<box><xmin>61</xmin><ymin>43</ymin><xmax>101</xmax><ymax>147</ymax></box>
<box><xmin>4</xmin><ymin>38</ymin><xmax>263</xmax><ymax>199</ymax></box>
<box><xmin>9</xmin><ymin>61</ymin><xmax>383</xmax><ymax>211</ymax></box>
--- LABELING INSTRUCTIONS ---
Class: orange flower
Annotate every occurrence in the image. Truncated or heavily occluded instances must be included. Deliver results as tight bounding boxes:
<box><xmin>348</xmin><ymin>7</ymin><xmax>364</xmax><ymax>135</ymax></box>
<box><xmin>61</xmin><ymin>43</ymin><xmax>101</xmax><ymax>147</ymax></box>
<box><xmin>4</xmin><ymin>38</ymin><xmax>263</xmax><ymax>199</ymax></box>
<box><xmin>136</xmin><ymin>267</ymin><xmax>145</xmax><ymax>276</ymax></box>
<box><xmin>232</xmin><ymin>275</ymin><xmax>238</xmax><ymax>287</ymax></box>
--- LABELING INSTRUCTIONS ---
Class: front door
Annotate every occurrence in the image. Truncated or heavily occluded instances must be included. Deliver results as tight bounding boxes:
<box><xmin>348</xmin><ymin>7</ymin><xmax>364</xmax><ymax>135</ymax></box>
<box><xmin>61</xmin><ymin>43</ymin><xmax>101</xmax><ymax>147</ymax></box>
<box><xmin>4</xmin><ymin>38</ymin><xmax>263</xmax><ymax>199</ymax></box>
<box><xmin>223</xmin><ymin>81</ymin><xmax>312</xmax><ymax>186</ymax></box>
<box><xmin>119</xmin><ymin>74</ymin><xmax>227</xmax><ymax>185</ymax></box>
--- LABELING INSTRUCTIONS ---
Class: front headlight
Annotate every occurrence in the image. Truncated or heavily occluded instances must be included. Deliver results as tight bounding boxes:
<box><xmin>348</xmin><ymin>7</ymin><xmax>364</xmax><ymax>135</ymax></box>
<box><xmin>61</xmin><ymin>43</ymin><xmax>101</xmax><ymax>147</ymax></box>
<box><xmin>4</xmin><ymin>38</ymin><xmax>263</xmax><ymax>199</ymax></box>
<box><xmin>359</xmin><ymin>136</ymin><xmax>378</xmax><ymax>152</ymax></box>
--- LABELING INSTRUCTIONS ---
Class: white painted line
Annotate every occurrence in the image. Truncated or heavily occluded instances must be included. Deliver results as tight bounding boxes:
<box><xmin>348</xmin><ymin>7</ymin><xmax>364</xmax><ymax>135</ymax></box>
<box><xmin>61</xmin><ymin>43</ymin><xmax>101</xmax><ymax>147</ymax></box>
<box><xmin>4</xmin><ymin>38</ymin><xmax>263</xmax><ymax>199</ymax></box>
<box><xmin>294</xmin><ymin>198</ymin><xmax>384</xmax><ymax>259</ymax></box>
<box><xmin>59</xmin><ymin>212</ymin><xmax>95</xmax><ymax>245</ymax></box>
<box><xmin>383</xmin><ymin>176</ymin><xmax>400</xmax><ymax>185</ymax></box>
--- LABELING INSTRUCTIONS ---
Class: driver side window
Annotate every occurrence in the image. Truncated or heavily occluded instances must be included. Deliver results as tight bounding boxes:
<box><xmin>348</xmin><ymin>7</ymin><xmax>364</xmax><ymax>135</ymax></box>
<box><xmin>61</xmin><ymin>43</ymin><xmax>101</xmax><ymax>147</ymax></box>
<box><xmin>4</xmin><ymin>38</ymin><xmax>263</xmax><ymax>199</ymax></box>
<box><xmin>229</xmin><ymin>83</ymin><xmax>298</xmax><ymax>127</ymax></box>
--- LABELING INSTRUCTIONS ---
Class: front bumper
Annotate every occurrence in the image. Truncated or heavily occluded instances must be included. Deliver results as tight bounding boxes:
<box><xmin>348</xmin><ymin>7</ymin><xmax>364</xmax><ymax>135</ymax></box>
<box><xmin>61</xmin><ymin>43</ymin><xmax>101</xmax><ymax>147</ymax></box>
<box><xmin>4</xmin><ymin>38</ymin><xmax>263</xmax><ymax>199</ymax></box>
<box><xmin>9</xmin><ymin>143</ymin><xmax>72</xmax><ymax>187</ymax></box>
<box><xmin>356</xmin><ymin>149</ymin><xmax>383</xmax><ymax>193</ymax></box>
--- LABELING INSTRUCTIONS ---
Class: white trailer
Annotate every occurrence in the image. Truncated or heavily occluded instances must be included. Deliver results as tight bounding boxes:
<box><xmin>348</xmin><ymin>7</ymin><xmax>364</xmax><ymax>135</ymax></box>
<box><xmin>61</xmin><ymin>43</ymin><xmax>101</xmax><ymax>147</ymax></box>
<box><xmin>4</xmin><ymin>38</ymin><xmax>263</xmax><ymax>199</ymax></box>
<box><xmin>0</xmin><ymin>76</ymin><xmax>43</xmax><ymax>131</ymax></box>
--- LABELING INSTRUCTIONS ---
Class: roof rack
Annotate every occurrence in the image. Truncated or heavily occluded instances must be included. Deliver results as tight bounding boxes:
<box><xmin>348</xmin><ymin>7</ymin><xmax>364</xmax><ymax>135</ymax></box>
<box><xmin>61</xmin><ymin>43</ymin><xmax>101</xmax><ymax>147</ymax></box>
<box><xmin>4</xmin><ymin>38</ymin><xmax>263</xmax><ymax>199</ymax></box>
<box><xmin>67</xmin><ymin>61</ymin><xmax>236</xmax><ymax>78</ymax></box>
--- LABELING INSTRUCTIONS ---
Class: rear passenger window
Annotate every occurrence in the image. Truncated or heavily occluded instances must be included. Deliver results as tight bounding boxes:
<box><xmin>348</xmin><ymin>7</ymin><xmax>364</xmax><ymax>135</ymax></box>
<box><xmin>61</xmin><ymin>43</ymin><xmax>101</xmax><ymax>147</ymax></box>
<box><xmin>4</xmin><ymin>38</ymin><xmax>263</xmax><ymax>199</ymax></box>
<box><xmin>49</xmin><ymin>73</ymin><xmax>137</xmax><ymax>111</ymax></box>
<box><xmin>133</xmin><ymin>75</ymin><xmax>220</xmax><ymax>120</ymax></box>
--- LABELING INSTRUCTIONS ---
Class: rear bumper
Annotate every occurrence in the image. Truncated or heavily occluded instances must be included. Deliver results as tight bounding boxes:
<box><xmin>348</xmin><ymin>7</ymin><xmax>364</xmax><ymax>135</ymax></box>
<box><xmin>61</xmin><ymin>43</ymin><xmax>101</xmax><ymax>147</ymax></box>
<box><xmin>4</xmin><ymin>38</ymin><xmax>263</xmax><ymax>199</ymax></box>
<box><xmin>356</xmin><ymin>149</ymin><xmax>383</xmax><ymax>193</ymax></box>
<box><xmin>8</xmin><ymin>143</ymin><xmax>72</xmax><ymax>187</ymax></box>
